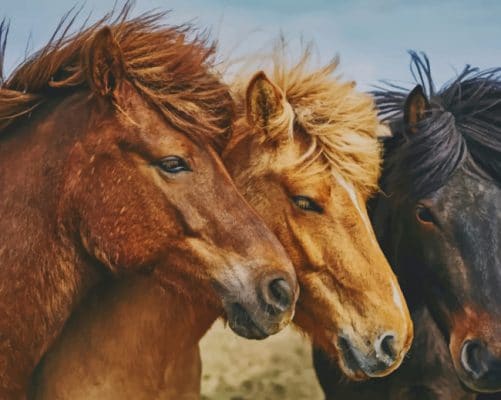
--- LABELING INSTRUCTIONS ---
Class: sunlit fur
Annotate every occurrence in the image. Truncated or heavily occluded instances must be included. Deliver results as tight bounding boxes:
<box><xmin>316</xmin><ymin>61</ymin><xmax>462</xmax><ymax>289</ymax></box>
<box><xmin>231</xmin><ymin>46</ymin><xmax>382</xmax><ymax>198</ymax></box>
<box><xmin>225</xmin><ymin>46</ymin><xmax>413</xmax><ymax>380</ymax></box>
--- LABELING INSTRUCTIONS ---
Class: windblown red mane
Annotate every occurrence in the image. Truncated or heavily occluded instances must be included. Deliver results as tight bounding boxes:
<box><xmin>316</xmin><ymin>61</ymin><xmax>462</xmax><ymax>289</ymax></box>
<box><xmin>0</xmin><ymin>5</ymin><xmax>233</xmax><ymax>148</ymax></box>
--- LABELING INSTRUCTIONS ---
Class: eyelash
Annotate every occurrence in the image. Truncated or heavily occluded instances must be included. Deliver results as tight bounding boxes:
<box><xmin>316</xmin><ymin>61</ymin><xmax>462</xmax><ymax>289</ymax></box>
<box><xmin>291</xmin><ymin>195</ymin><xmax>323</xmax><ymax>213</ymax></box>
<box><xmin>415</xmin><ymin>204</ymin><xmax>435</xmax><ymax>225</ymax></box>
<box><xmin>157</xmin><ymin>156</ymin><xmax>191</xmax><ymax>174</ymax></box>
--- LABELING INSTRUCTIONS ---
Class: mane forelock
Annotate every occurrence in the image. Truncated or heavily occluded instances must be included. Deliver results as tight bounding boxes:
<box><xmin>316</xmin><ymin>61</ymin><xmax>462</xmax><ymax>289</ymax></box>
<box><xmin>375</xmin><ymin>51</ymin><xmax>501</xmax><ymax>200</ymax></box>
<box><xmin>234</xmin><ymin>44</ymin><xmax>383</xmax><ymax>197</ymax></box>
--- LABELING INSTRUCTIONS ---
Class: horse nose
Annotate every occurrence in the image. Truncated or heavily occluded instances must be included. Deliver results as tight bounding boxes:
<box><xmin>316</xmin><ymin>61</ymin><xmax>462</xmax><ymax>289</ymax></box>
<box><xmin>338</xmin><ymin>333</ymin><xmax>402</xmax><ymax>377</ymax></box>
<box><xmin>461</xmin><ymin>340</ymin><xmax>501</xmax><ymax>384</ymax></box>
<box><xmin>260</xmin><ymin>277</ymin><xmax>294</xmax><ymax>314</ymax></box>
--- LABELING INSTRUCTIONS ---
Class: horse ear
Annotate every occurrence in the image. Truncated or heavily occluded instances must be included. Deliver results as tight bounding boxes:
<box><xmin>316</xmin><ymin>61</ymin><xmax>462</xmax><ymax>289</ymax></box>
<box><xmin>404</xmin><ymin>85</ymin><xmax>429</xmax><ymax>134</ymax></box>
<box><xmin>83</xmin><ymin>26</ymin><xmax>125</xmax><ymax>98</ymax></box>
<box><xmin>246</xmin><ymin>71</ymin><xmax>285</xmax><ymax>134</ymax></box>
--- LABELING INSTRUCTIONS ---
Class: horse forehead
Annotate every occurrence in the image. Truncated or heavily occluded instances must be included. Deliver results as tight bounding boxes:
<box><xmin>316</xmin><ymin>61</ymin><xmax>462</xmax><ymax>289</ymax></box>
<box><xmin>112</xmin><ymin>89</ymin><xmax>198</xmax><ymax>146</ymax></box>
<box><xmin>331</xmin><ymin>173</ymin><xmax>374</xmax><ymax>232</ymax></box>
<box><xmin>272</xmin><ymin>138</ymin><xmax>307</xmax><ymax>167</ymax></box>
<box><xmin>436</xmin><ymin>176</ymin><xmax>500</xmax><ymax>259</ymax></box>
<box><xmin>151</xmin><ymin>131</ymin><xmax>205</xmax><ymax>157</ymax></box>
<box><xmin>247</xmin><ymin>138</ymin><xmax>307</xmax><ymax>178</ymax></box>
<box><xmin>432</xmin><ymin>170</ymin><xmax>501</xmax><ymax>292</ymax></box>
<box><xmin>434</xmin><ymin>169</ymin><xmax>501</xmax><ymax>218</ymax></box>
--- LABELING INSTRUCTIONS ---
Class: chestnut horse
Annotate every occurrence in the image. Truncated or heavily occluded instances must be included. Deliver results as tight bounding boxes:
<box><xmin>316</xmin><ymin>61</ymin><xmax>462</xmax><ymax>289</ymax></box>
<box><xmin>32</xmin><ymin>50</ymin><xmax>413</xmax><ymax>399</ymax></box>
<box><xmin>0</xmin><ymin>10</ymin><xmax>299</xmax><ymax>399</ymax></box>
<box><xmin>314</xmin><ymin>53</ymin><xmax>501</xmax><ymax>398</ymax></box>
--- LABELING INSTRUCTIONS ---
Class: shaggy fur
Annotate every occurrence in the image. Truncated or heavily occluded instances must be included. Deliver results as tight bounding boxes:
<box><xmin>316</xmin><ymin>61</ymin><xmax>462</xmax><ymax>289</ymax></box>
<box><xmin>375</xmin><ymin>51</ymin><xmax>501</xmax><ymax>200</ymax></box>
<box><xmin>232</xmin><ymin>45</ymin><xmax>382</xmax><ymax>197</ymax></box>
<box><xmin>0</xmin><ymin>4</ymin><xmax>233</xmax><ymax>148</ymax></box>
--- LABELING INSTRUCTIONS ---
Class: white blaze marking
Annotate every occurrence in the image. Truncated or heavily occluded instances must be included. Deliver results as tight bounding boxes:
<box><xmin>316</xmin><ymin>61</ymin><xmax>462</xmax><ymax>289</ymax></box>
<box><xmin>334</xmin><ymin>173</ymin><xmax>403</xmax><ymax>314</ymax></box>
<box><xmin>333</xmin><ymin>172</ymin><xmax>373</xmax><ymax>236</ymax></box>
<box><xmin>391</xmin><ymin>280</ymin><xmax>405</xmax><ymax>316</ymax></box>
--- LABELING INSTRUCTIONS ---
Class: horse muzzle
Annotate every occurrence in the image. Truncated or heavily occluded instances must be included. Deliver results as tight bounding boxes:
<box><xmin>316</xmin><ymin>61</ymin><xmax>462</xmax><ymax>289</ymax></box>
<box><xmin>218</xmin><ymin>270</ymin><xmax>297</xmax><ymax>339</ymax></box>
<box><xmin>459</xmin><ymin>339</ymin><xmax>501</xmax><ymax>392</ymax></box>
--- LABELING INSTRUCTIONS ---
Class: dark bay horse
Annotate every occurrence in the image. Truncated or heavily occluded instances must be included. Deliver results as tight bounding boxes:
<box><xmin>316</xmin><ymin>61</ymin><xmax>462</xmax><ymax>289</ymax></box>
<box><xmin>0</xmin><ymin>10</ymin><xmax>299</xmax><ymax>398</ymax></box>
<box><xmin>31</xmin><ymin>50</ymin><xmax>412</xmax><ymax>399</ymax></box>
<box><xmin>314</xmin><ymin>53</ymin><xmax>501</xmax><ymax>397</ymax></box>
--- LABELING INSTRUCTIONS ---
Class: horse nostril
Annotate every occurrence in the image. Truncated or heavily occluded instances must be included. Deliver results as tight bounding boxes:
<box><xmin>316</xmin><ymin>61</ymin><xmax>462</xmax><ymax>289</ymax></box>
<box><xmin>461</xmin><ymin>340</ymin><xmax>488</xmax><ymax>378</ymax></box>
<box><xmin>266</xmin><ymin>278</ymin><xmax>293</xmax><ymax>313</ymax></box>
<box><xmin>376</xmin><ymin>333</ymin><xmax>397</xmax><ymax>362</ymax></box>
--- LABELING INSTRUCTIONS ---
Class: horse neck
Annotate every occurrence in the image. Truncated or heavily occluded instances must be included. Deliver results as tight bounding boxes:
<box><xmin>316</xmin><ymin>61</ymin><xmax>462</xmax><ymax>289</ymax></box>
<box><xmin>32</xmin><ymin>274</ymin><xmax>220</xmax><ymax>397</ymax></box>
<box><xmin>74</xmin><ymin>274</ymin><xmax>219</xmax><ymax>354</ymax></box>
<box><xmin>0</xmin><ymin>93</ymin><xmax>102</xmax><ymax>391</ymax></box>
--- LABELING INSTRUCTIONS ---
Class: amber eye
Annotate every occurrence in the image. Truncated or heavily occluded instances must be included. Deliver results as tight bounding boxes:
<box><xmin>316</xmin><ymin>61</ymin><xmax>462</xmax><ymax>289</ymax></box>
<box><xmin>157</xmin><ymin>156</ymin><xmax>191</xmax><ymax>174</ymax></box>
<box><xmin>292</xmin><ymin>195</ymin><xmax>323</xmax><ymax>213</ymax></box>
<box><xmin>415</xmin><ymin>204</ymin><xmax>435</xmax><ymax>224</ymax></box>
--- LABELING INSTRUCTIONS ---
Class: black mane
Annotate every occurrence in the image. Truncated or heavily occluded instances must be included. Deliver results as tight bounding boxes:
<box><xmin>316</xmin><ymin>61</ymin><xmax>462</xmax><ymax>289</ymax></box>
<box><xmin>375</xmin><ymin>51</ymin><xmax>501</xmax><ymax>200</ymax></box>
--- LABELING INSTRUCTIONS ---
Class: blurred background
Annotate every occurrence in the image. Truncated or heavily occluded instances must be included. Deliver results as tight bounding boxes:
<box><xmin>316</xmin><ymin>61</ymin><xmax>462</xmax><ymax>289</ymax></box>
<box><xmin>3</xmin><ymin>1</ymin><xmax>500</xmax><ymax>399</ymax></box>
<box><xmin>3</xmin><ymin>0</ymin><xmax>501</xmax><ymax>89</ymax></box>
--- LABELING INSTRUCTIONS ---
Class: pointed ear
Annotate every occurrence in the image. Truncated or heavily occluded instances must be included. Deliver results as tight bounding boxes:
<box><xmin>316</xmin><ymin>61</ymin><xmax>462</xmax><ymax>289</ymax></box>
<box><xmin>404</xmin><ymin>85</ymin><xmax>429</xmax><ymax>134</ymax></box>
<box><xmin>246</xmin><ymin>71</ymin><xmax>285</xmax><ymax>134</ymax></box>
<box><xmin>83</xmin><ymin>26</ymin><xmax>125</xmax><ymax>98</ymax></box>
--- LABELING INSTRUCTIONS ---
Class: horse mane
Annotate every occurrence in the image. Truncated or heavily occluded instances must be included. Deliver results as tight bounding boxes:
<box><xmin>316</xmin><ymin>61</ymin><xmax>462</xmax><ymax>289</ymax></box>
<box><xmin>375</xmin><ymin>51</ymin><xmax>501</xmax><ymax>200</ymax></box>
<box><xmin>0</xmin><ymin>4</ymin><xmax>233</xmax><ymax>148</ymax></box>
<box><xmin>233</xmin><ymin>45</ymin><xmax>382</xmax><ymax>197</ymax></box>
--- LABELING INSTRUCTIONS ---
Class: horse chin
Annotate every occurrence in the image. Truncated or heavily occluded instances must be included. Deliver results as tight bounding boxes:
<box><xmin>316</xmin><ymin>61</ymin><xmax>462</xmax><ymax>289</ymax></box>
<box><xmin>339</xmin><ymin>365</ymin><xmax>369</xmax><ymax>381</ymax></box>
<box><xmin>224</xmin><ymin>302</ymin><xmax>272</xmax><ymax>340</ymax></box>
<box><xmin>455</xmin><ymin>370</ymin><xmax>501</xmax><ymax>394</ymax></box>
<box><xmin>453</xmin><ymin>361</ymin><xmax>501</xmax><ymax>393</ymax></box>
<box><xmin>336</xmin><ymin>354</ymin><xmax>370</xmax><ymax>381</ymax></box>
<box><xmin>327</xmin><ymin>335</ymin><xmax>369</xmax><ymax>381</ymax></box>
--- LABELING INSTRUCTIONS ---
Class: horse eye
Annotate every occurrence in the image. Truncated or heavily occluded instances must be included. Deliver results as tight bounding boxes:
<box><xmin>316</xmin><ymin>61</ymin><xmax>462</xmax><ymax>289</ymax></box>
<box><xmin>415</xmin><ymin>204</ymin><xmax>435</xmax><ymax>225</ymax></box>
<box><xmin>157</xmin><ymin>156</ymin><xmax>191</xmax><ymax>174</ymax></box>
<box><xmin>292</xmin><ymin>195</ymin><xmax>323</xmax><ymax>213</ymax></box>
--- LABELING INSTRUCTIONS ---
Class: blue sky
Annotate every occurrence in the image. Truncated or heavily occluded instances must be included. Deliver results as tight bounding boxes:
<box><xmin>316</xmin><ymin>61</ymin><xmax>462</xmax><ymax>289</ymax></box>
<box><xmin>2</xmin><ymin>1</ymin><xmax>501</xmax><ymax>90</ymax></box>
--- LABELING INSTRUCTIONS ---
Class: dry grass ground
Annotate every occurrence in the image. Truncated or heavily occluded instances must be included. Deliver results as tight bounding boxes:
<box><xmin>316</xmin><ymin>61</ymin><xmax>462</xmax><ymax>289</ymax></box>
<box><xmin>200</xmin><ymin>321</ymin><xmax>324</xmax><ymax>400</ymax></box>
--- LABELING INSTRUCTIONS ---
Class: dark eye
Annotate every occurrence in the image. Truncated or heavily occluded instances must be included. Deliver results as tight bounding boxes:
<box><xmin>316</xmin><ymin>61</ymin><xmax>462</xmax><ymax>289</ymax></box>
<box><xmin>157</xmin><ymin>156</ymin><xmax>191</xmax><ymax>174</ymax></box>
<box><xmin>415</xmin><ymin>204</ymin><xmax>435</xmax><ymax>225</ymax></box>
<box><xmin>292</xmin><ymin>195</ymin><xmax>323</xmax><ymax>213</ymax></box>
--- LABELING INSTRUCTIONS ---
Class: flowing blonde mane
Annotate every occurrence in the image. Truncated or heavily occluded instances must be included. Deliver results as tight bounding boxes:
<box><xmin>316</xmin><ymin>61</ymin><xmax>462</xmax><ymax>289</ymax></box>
<box><xmin>0</xmin><ymin>5</ymin><xmax>233</xmax><ymax>146</ymax></box>
<box><xmin>234</xmin><ymin>47</ymin><xmax>383</xmax><ymax>196</ymax></box>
